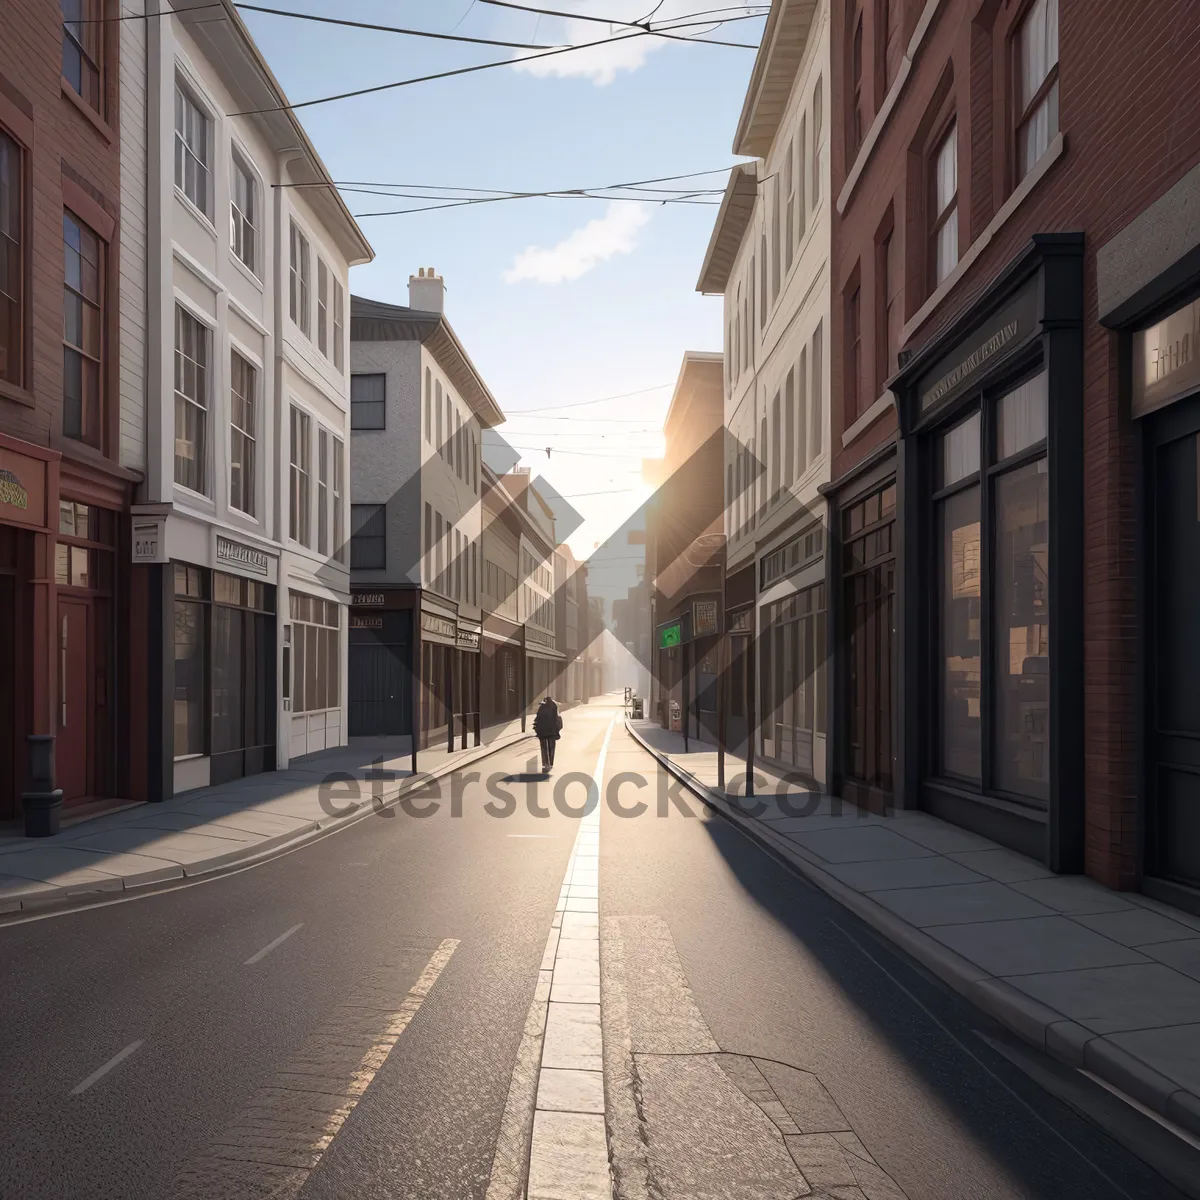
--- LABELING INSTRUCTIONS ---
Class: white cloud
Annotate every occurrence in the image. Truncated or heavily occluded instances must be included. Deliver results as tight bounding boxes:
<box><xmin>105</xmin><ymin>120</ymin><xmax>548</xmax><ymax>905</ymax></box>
<box><xmin>504</xmin><ymin>203</ymin><xmax>651</xmax><ymax>285</ymax></box>
<box><xmin>513</xmin><ymin>33</ymin><xmax>660</xmax><ymax>87</ymax></box>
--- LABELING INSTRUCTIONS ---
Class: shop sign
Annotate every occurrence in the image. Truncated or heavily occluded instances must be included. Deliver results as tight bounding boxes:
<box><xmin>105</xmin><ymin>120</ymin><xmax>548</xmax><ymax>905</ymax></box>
<box><xmin>422</xmin><ymin>612</ymin><xmax>457</xmax><ymax>642</ymax></box>
<box><xmin>0</xmin><ymin>446</ymin><xmax>46</xmax><ymax>529</ymax></box>
<box><xmin>1133</xmin><ymin>295</ymin><xmax>1200</xmax><ymax>417</ymax></box>
<box><xmin>659</xmin><ymin>620</ymin><xmax>682</xmax><ymax>649</ymax></box>
<box><xmin>728</xmin><ymin>608</ymin><xmax>753</xmax><ymax>634</ymax></box>
<box><xmin>215</xmin><ymin>535</ymin><xmax>269</xmax><ymax>576</ymax></box>
<box><xmin>456</xmin><ymin>629</ymin><xmax>481</xmax><ymax>650</ymax></box>
<box><xmin>132</xmin><ymin>516</ymin><xmax>168</xmax><ymax>563</ymax></box>
<box><xmin>351</xmin><ymin>614</ymin><xmax>383</xmax><ymax>630</ymax></box>
<box><xmin>353</xmin><ymin>592</ymin><xmax>387</xmax><ymax>607</ymax></box>
<box><xmin>919</xmin><ymin>283</ymin><xmax>1039</xmax><ymax>412</ymax></box>
<box><xmin>0</xmin><ymin>468</ymin><xmax>28</xmax><ymax>511</ymax></box>
<box><xmin>692</xmin><ymin>600</ymin><xmax>720</xmax><ymax>637</ymax></box>
<box><xmin>527</xmin><ymin>625</ymin><xmax>554</xmax><ymax>650</ymax></box>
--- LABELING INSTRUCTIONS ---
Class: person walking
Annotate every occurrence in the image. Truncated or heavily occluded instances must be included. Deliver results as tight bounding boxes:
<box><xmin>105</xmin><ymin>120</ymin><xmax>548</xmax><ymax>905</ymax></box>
<box><xmin>533</xmin><ymin>695</ymin><xmax>562</xmax><ymax>773</ymax></box>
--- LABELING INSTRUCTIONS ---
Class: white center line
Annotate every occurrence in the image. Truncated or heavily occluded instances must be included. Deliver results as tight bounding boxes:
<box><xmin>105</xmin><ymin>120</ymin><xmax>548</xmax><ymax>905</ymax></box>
<box><xmin>70</xmin><ymin>1040</ymin><xmax>144</xmax><ymax>1096</ymax></box>
<box><xmin>244</xmin><ymin>922</ymin><xmax>304</xmax><ymax>965</ymax></box>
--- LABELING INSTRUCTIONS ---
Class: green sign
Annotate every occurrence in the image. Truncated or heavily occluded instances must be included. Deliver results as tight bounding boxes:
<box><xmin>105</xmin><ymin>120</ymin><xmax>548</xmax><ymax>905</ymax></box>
<box><xmin>659</xmin><ymin>622</ymin><xmax>682</xmax><ymax>649</ymax></box>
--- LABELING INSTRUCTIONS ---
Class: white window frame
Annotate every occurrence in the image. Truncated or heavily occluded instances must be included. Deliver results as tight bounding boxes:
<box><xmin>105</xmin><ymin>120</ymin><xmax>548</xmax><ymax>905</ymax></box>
<box><xmin>290</xmin><ymin>404</ymin><xmax>312</xmax><ymax>546</ymax></box>
<box><xmin>174</xmin><ymin>78</ymin><xmax>212</xmax><ymax>219</ymax></box>
<box><xmin>173</xmin><ymin>300</ymin><xmax>212</xmax><ymax>497</ymax></box>
<box><xmin>228</xmin><ymin>346</ymin><xmax>258</xmax><ymax>517</ymax></box>
<box><xmin>289</xmin><ymin>220</ymin><xmax>311</xmax><ymax>335</ymax></box>
<box><xmin>230</xmin><ymin>149</ymin><xmax>259</xmax><ymax>275</ymax></box>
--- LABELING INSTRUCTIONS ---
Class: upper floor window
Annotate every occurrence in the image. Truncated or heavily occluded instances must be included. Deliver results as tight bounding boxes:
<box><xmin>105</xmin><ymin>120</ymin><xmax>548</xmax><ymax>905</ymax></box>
<box><xmin>424</xmin><ymin>368</ymin><xmax>432</xmax><ymax>441</ymax></box>
<box><xmin>174</xmin><ymin>305</ymin><xmax>209</xmax><ymax>493</ymax></box>
<box><xmin>351</xmin><ymin>504</ymin><xmax>386</xmax><ymax>569</ymax></box>
<box><xmin>0</xmin><ymin>132</ymin><xmax>25</xmax><ymax>389</ymax></box>
<box><xmin>230</xmin><ymin>351</ymin><xmax>256</xmax><ymax>516</ymax></box>
<box><xmin>318</xmin><ymin>428</ymin><xmax>330</xmax><ymax>556</ymax></box>
<box><xmin>771</xmin><ymin>175</ymin><xmax>782</xmax><ymax>301</ymax></box>
<box><xmin>784</xmin><ymin>144</ymin><xmax>795</xmax><ymax>273</ymax></box>
<box><xmin>1015</xmin><ymin>0</ymin><xmax>1059</xmax><ymax>181</ymax></box>
<box><xmin>931</xmin><ymin>122</ymin><xmax>958</xmax><ymax>286</ymax></box>
<box><xmin>317</xmin><ymin>260</ymin><xmax>329</xmax><ymax>355</ymax></box>
<box><xmin>350</xmin><ymin>373</ymin><xmax>386</xmax><ymax>429</ymax></box>
<box><xmin>881</xmin><ymin>0</ymin><xmax>904</xmax><ymax>95</ymax></box>
<box><xmin>289</xmin><ymin>222</ymin><xmax>310</xmax><ymax>334</ymax></box>
<box><xmin>847</xmin><ymin>285</ymin><xmax>862</xmax><ymax>419</ymax></box>
<box><xmin>62</xmin><ymin>0</ymin><xmax>102</xmax><ymax>113</ymax></box>
<box><xmin>333</xmin><ymin>277</ymin><xmax>344</xmax><ymax>370</ymax></box>
<box><xmin>332</xmin><ymin>437</ymin><xmax>344</xmax><ymax>562</ymax></box>
<box><xmin>62</xmin><ymin>210</ymin><xmax>103</xmax><ymax>447</ymax></box>
<box><xmin>230</xmin><ymin>153</ymin><xmax>257</xmax><ymax>273</ymax></box>
<box><xmin>851</xmin><ymin>12</ymin><xmax>865</xmax><ymax>156</ymax></box>
<box><xmin>174</xmin><ymin>84</ymin><xmax>210</xmax><ymax>216</ymax></box>
<box><xmin>290</xmin><ymin>406</ymin><xmax>311</xmax><ymax>545</ymax></box>
<box><xmin>812</xmin><ymin>79</ymin><xmax>823</xmax><ymax>206</ymax></box>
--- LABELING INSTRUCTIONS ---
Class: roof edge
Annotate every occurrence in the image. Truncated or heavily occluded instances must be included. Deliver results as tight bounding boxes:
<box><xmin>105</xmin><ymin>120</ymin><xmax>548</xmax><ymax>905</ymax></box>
<box><xmin>695</xmin><ymin>163</ymin><xmax>759</xmax><ymax>295</ymax></box>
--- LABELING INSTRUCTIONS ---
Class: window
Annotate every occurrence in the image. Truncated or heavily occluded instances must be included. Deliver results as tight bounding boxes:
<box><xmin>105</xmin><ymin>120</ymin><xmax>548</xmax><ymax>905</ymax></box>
<box><xmin>771</xmin><ymin>391</ymin><xmax>781</xmax><ymax>498</ymax></box>
<box><xmin>436</xmin><ymin>381</ymin><xmax>443</xmax><ymax>452</ymax></box>
<box><xmin>424</xmin><ymin>503</ymin><xmax>432</xmax><ymax>582</ymax></box>
<box><xmin>424</xmin><ymin>369</ymin><xmax>432</xmax><ymax>441</ymax></box>
<box><xmin>62</xmin><ymin>210</ymin><xmax>102</xmax><ymax>447</ymax></box>
<box><xmin>332</xmin><ymin>278</ymin><xmax>344</xmax><ymax>370</ymax></box>
<box><xmin>880</xmin><ymin>226</ymin><xmax>902</xmax><ymax>388</ymax></box>
<box><xmin>0</xmin><ymin>131</ymin><xmax>23</xmax><ymax>388</ymax></box>
<box><xmin>289</xmin><ymin>221</ymin><xmax>310</xmax><ymax>334</ymax></box>
<box><xmin>796</xmin><ymin>115</ymin><xmax>807</xmax><ymax>246</ymax></box>
<box><xmin>174</xmin><ymin>567</ymin><xmax>207</xmax><ymax>757</ymax></box>
<box><xmin>1015</xmin><ymin>0</ymin><xmax>1059</xmax><ymax>182</ymax></box>
<box><xmin>784</xmin><ymin>145</ymin><xmax>795</xmax><ymax>273</ymax></box>
<box><xmin>174</xmin><ymin>305</ymin><xmax>208</xmax><ymax>493</ymax></box>
<box><xmin>771</xmin><ymin>174</ymin><xmax>782</xmax><ymax>300</ymax></box>
<box><xmin>847</xmin><ymin>286</ymin><xmax>862</xmax><ymax>420</ymax></box>
<box><xmin>289</xmin><ymin>591</ymin><xmax>340</xmax><ymax>713</ymax></box>
<box><xmin>851</xmin><ymin>13</ymin><xmax>865</xmax><ymax>155</ymax></box>
<box><xmin>317</xmin><ymin>260</ymin><xmax>329</xmax><ymax>355</ymax></box>
<box><xmin>62</xmin><ymin>0</ymin><xmax>101</xmax><ymax>112</ymax></box>
<box><xmin>931</xmin><ymin>123</ymin><xmax>959</xmax><ymax>286</ymax></box>
<box><xmin>318</xmin><ymin>429</ymin><xmax>329</xmax><ymax>556</ymax></box>
<box><xmin>882</xmin><ymin>0</ymin><xmax>904</xmax><ymax>94</ymax></box>
<box><xmin>351</xmin><ymin>503</ymin><xmax>386</xmax><ymax>569</ymax></box>
<box><xmin>350</xmin><ymin>373</ymin><xmax>386</xmax><ymax>429</ymax></box>
<box><xmin>174</xmin><ymin>84</ymin><xmax>209</xmax><ymax>215</ymax></box>
<box><xmin>332</xmin><ymin>437</ymin><xmax>344</xmax><ymax>562</ymax></box>
<box><xmin>812</xmin><ymin>321</ymin><xmax>823</xmax><ymax>455</ymax></box>
<box><xmin>455</xmin><ymin>529</ymin><xmax>463</xmax><ymax>600</ymax></box>
<box><xmin>797</xmin><ymin>347</ymin><xmax>809</xmax><ymax>474</ymax></box>
<box><xmin>289</xmin><ymin>406</ymin><xmax>311</xmax><ymax>545</ymax></box>
<box><xmin>784</xmin><ymin>369</ymin><xmax>795</xmax><ymax>486</ymax></box>
<box><xmin>230</xmin><ymin>153</ymin><xmax>257</xmax><ymax>273</ymax></box>
<box><xmin>229</xmin><ymin>351</ymin><xmax>256</xmax><ymax>515</ymax></box>
<box><xmin>812</xmin><ymin>79</ymin><xmax>823</xmax><ymax>206</ymax></box>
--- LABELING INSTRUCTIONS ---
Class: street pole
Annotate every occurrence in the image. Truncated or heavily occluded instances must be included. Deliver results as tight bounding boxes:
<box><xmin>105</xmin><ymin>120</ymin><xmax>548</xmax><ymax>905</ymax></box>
<box><xmin>746</xmin><ymin>620</ymin><xmax>756</xmax><ymax>799</ymax></box>
<box><xmin>446</xmin><ymin>649</ymin><xmax>455</xmax><ymax>755</ymax></box>
<box><xmin>682</xmin><ymin>640</ymin><xmax>690</xmax><ymax>755</ymax></box>
<box><xmin>410</xmin><ymin>627</ymin><xmax>419</xmax><ymax>776</ymax></box>
<box><xmin>717</xmin><ymin>629</ymin><xmax>726</xmax><ymax>792</ymax></box>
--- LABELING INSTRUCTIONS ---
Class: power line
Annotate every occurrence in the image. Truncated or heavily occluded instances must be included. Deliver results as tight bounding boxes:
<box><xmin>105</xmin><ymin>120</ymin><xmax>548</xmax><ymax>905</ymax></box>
<box><xmin>352</xmin><ymin>191</ymin><xmax>718</xmax><ymax>217</ymax></box>
<box><xmin>233</xmin><ymin>4</ymin><xmax>559</xmax><ymax>48</ymax></box>
<box><xmin>287</xmin><ymin>166</ymin><xmax>738</xmax><ymax>193</ymax></box>
<box><xmin>505</xmin><ymin>384</ymin><xmax>674</xmax><ymax>412</ymax></box>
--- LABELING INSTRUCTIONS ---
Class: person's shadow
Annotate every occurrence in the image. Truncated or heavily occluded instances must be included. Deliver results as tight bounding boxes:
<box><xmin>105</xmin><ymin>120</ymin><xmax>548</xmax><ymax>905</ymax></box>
<box><xmin>501</xmin><ymin>772</ymin><xmax>549</xmax><ymax>783</ymax></box>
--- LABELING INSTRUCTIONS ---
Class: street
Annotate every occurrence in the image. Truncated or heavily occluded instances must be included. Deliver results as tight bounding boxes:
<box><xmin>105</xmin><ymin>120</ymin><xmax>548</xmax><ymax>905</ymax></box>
<box><xmin>0</xmin><ymin>696</ymin><xmax>1191</xmax><ymax>1199</ymax></box>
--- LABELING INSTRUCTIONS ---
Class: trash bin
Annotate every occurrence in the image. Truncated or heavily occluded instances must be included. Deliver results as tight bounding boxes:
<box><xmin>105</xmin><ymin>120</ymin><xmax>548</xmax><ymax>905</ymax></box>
<box><xmin>631</xmin><ymin>697</ymin><xmax>643</xmax><ymax>719</ymax></box>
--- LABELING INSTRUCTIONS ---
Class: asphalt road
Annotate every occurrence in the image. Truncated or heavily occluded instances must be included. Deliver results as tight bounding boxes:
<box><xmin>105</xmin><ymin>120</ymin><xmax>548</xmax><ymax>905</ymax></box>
<box><xmin>0</xmin><ymin>696</ymin><xmax>1190</xmax><ymax>1199</ymax></box>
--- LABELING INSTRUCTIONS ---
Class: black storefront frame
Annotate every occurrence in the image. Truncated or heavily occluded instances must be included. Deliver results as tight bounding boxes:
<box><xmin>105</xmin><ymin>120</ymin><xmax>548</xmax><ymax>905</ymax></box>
<box><xmin>891</xmin><ymin>233</ymin><xmax>1085</xmax><ymax>870</ymax></box>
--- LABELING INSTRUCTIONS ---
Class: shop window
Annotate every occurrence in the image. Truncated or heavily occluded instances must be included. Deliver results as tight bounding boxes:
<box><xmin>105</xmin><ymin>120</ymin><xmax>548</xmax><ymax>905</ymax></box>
<box><xmin>1014</xmin><ymin>0</ymin><xmax>1059</xmax><ymax>183</ymax></box>
<box><xmin>351</xmin><ymin>503</ymin><xmax>385</xmax><ymax>569</ymax></box>
<box><xmin>62</xmin><ymin>0</ymin><xmax>103</xmax><ymax>113</ymax></box>
<box><xmin>174</xmin><ymin>305</ymin><xmax>209</xmax><ymax>494</ymax></box>
<box><xmin>760</xmin><ymin>582</ymin><xmax>826</xmax><ymax>772</ymax></box>
<box><xmin>931</xmin><ymin>123</ymin><xmax>959</xmax><ymax>287</ymax></box>
<box><xmin>289</xmin><ymin>221</ymin><xmax>310</xmax><ymax>334</ymax></box>
<box><xmin>1</xmin><ymin>129</ymin><xmax>26</xmax><ymax>389</ymax></box>
<box><xmin>62</xmin><ymin>210</ymin><xmax>103</xmax><ymax>447</ymax></box>
<box><xmin>289</xmin><ymin>591</ymin><xmax>340</xmax><ymax>713</ymax></box>
<box><xmin>230</xmin><ymin>152</ymin><xmax>257</xmax><ymax>273</ymax></box>
<box><xmin>997</xmin><ymin>368</ymin><xmax>1048</xmax><ymax>458</ymax></box>
<box><xmin>229</xmin><ymin>351</ymin><xmax>256</xmax><ymax>516</ymax></box>
<box><xmin>173</xmin><ymin>562</ymin><xmax>209</xmax><ymax>758</ymax></box>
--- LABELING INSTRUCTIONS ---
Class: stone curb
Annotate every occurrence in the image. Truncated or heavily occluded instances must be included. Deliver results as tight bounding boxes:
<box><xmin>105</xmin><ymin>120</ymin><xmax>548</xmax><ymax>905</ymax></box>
<box><xmin>0</xmin><ymin>732</ymin><xmax>535</xmax><ymax>922</ymax></box>
<box><xmin>624</xmin><ymin>721</ymin><xmax>1200</xmax><ymax>1144</ymax></box>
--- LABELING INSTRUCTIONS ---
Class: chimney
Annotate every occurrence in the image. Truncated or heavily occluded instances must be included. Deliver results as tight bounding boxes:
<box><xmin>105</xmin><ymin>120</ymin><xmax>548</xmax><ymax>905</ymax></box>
<box><xmin>408</xmin><ymin>266</ymin><xmax>445</xmax><ymax>314</ymax></box>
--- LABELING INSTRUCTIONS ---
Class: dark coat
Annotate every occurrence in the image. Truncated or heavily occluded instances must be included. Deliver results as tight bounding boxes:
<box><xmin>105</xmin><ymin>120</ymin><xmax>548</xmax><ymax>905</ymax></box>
<box><xmin>533</xmin><ymin>700</ymin><xmax>562</xmax><ymax>739</ymax></box>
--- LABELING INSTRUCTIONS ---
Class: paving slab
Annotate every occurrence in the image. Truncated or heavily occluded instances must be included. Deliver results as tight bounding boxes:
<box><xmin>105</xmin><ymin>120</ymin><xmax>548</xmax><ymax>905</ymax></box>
<box><xmin>871</xmin><ymin>881</ymin><xmax>1054</xmax><ymax>928</ymax></box>
<box><xmin>536</xmin><ymin>1068</ymin><xmax>605</xmax><ymax>1115</ymax></box>
<box><xmin>1073</xmin><ymin>907</ymin><xmax>1200</xmax><ymax>947</ymax></box>
<box><xmin>882</xmin><ymin>812</ymin><xmax>997</xmax><ymax>854</ymax></box>
<box><xmin>1106</xmin><ymin>1024</ymin><xmax>1200</xmax><ymax>1096</ymax></box>
<box><xmin>0</xmin><ymin>847</ymin><xmax>134</xmax><ymax>886</ymax></box>
<box><xmin>1143</xmin><ymin>939</ymin><xmax>1200</xmax><ymax>983</ymax></box>
<box><xmin>527</xmin><ymin>1110</ymin><xmax>610</xmax><ymax>1200</ymax></box>
<box><xmin>542</xmin><ymin>1002</ymin><xmax>603</xmax><ymax>1071</ymax></box>
<box><xmin>822</xmin><ymin>855</ymin><xmax>987</xmax><ymax>892</ymax></box>
<box><xmin>927</xmin><ymin>916</ymin><xmax>1149</xmax><ymax>976</ymax></box>
<box><xmin>1008</xmin><ymin>875</ymin><xmax>1140</xmax><ymax>915</ymax></box>
<box><xmin>71</xmin><ymin>828</ymin><xmax>257</xmax><ymax>864</ymax></box>
<box><xmin>786</xmin><ymin>826</ymin><xmax>936</xmax><ymax>864</ymax></box>
<box><xmin>1009</xmin><ymin>963</ymin><xmax>1200</xmax><ymax>1033</ymax></box>
<box><xmin>946</xmin><ymin>847</ymin><xmax>1055</xmax><ymax>883</ymax></box>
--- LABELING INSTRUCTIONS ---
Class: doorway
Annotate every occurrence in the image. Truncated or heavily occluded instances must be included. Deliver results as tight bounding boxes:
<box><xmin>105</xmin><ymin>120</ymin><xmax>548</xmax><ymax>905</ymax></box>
<box><xmin>1146</xmin><ymin>401</ymin><xmax>1200</xmax><ymax>895</ymax></box>
<box><xmin>349</xmin><ymin>612</ymin><xmax>411</xmax><ymax>737</ymax></box>
<box><xmin>57</xmin><ymin>597</ymin><xmax>92</xmax><ymax>801</ymax></box>
<box><xmin>0</xmin><ymin>569</ymin><xmax>16</xmax><ymax>820</ymax></box>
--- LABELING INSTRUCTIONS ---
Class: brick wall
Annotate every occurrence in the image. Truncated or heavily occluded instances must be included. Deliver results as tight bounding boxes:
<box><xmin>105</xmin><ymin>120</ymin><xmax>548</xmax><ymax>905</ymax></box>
<box><xmin>0</xmin><ymin>0</ymin><xmax>123</xmax><ymax>458</ymax></box>
<box><xmin>832</xmin><ymin>0</ymin><xmax>1200</xmax><ymax>887</ymax></box>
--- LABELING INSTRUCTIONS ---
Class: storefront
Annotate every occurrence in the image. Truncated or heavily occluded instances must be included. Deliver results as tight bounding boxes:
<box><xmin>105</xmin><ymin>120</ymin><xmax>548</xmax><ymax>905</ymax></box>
<box><xmin>134</xmin><ymin>512</ymin><xmax>282</xmax><ymax>797</ymax></box>
<box><xmin>526</xmin><ymin>626</ymin><xmax>564</xmax><ymax>712</ymax></box>
<box><xmin>722</xmin><ymin>560</ymin><xmax>755</xmax><ymax>756</ymax></box>
<box><xmin>482</xmin><ymin>616</ymin><xmax>523</xmax><ymax>726</ymax></box>
<box><xmin>654</xmin><ymin>598</ymin><xmax>720</xmax><ymax>741</ymax></box>
<box><xmin>757</xmin><ymin>517</ymin><xmax>828</xmax><ymax>786</ymax></box>
<box><xmin>890</xmin><ymin>235</ymin><xmax>1084</xmax><ymax>867</ymax></box>
<box><xmin>347</xmin><ymin>589</ymin><xmax>414</xmax><ymax>738</ymax></box>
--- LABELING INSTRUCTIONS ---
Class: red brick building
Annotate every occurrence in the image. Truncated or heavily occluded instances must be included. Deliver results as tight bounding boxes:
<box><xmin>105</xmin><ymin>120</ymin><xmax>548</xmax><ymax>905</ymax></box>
<box><xmin>0</xmin><ymin>1</ymin><xmax>137</xmax><ymax>832</ymax></box>
<box><xmin>829</xmin><ymin>0</ymin><xmax>1200</xmax><ymax>909</ymax></box>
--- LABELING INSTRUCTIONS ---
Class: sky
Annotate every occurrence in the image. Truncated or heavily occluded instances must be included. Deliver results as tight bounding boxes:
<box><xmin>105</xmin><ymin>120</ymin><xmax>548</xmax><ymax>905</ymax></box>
<box><xmin>239</xmin><ymin>0</ymin><xmax>765</xmax><ymax>607</ymax></box>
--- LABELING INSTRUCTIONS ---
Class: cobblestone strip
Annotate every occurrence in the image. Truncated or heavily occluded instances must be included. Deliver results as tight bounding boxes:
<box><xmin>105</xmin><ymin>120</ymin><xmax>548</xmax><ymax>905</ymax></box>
<box><xmin>170</xmin><ymin>938</ymin><xmax>458</xmax><ymax>1200</ymax></box>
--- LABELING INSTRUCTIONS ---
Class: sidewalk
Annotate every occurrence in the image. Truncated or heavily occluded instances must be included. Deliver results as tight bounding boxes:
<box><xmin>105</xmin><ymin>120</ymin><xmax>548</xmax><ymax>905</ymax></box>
<box><xmin>626</xmin><ymin>719</ymin><xmax>1200</xmax><ymax>1142</ymax></box>
<box><xmin>0</xmin><ymin>721</ymin><xmax>534</xmax><ymax>917</ymax></box>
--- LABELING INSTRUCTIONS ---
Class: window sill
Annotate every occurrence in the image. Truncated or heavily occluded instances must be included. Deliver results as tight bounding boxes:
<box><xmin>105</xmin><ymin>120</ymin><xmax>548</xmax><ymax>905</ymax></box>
<box><xmin>174</xmin><ymin>482</ymin><xmax>216</xmax><ymax>510</ymax></box>
<box><xmin>902</xmin><ymin>132</ymin><xmax>1067</xmax><ymax>344</ymax></box>
<box><xmin>228</xmin><ymin>249</ymin><xmax>264</xmax><ymax>292</ymax></box>
<box><xmin>0</xmin><ymin>379</ymin><xmax>35</xmax><ymax>408</ymax></box>
<box><xmin>841</xmin><ymin>390</ymin><xmax>895</xmax><ymax>448</ymax></box>
<box><xmin>174</xmin><ymin>188</ymin><xmax>217</xmax><ymax>239</ymax></box>
<box><xmin>61</xmin><ymin>79</ymin><xmax>113</xmax><ymax>143</ymax></box>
